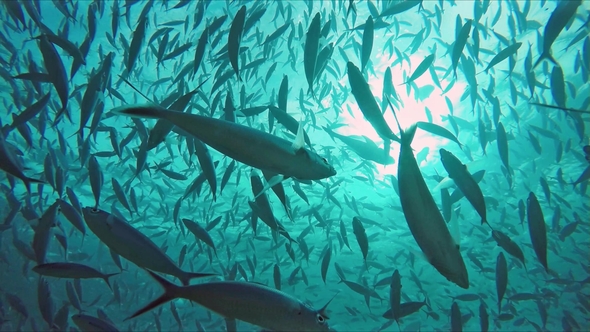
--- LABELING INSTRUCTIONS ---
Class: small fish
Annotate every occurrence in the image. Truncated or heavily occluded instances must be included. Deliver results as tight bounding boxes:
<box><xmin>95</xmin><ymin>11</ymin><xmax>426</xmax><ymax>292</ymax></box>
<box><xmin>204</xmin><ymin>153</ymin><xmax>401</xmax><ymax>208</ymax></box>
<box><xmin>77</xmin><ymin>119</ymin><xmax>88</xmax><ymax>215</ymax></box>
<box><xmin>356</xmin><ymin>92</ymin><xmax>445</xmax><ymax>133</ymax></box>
<box><xmin>527</xmin><ymin>192</ymin><xmax>548</xmax><ymax>272</ymax></box>
<box><xmin>82</xmin><ymin>208</ymin><xmax>215</xmax><ymax>285</ymax></box>
<box><xmin>481</xmin><ymin>42</ymin><xmax>522</xmax><ymax>74</ymax></box>
<box><xmin>72</xmin><ymin>314</ymin><xmax>120</xmax><ymax>332</ymax></box>
<box><xmin>495</xmin><ymin>252</ymin><xmax>507</xmax><ymax>313</ymax></box>
<box><xmin>491</xmin><ymin>230</ymin><xmax>526</xmax><ymax>269</ymax></box>
<box><xmin>228</xmin><ymin>6</ymin><xmax>246</xmax><ymax>80</ymax></box>
<box><xmin>451</xmin><ymin>19</ymin><xmax>472</xmax><ymax>79</ymax></box>
<box><xmin>304</xmin><ymin>13</ymin><xmax>321</xmax><ymax>97</ymax></box>
<box><xmin>352</xmin><ymin>217</ymin><xmax>369</xmax><ymax>268</ymax></box>
<box><xmin>439</xmin><ymin>149</ymin><xmax>487</xmax><ymax>224</ymax></box>
<box><xmin>404</xmin><ymin>54</ymin><xmax>435</xmax><ymax>85</ymax></box>
<box><xmin>33</xmin><ymin>262</ymin><xmax>118</xmax><ymax>290</ymax></box>
<box><xmin>361</xmin><ymin>16</ymin><xmax>374</xmax><ymax>73</ymax></box>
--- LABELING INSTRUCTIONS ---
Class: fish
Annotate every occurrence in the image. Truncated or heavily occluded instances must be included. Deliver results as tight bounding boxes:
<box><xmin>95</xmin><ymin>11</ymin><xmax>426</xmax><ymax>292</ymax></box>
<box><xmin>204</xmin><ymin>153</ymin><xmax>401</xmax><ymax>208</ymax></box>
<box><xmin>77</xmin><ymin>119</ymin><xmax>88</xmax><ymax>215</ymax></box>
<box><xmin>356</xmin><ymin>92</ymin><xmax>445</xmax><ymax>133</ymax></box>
<box><xmin>128</xmin><ymin>270</ymin><xmax>335</xmax><ymax>332</ymax></box>
<box><xmin>228</xmin><ymin>6</ymin><xmax>246</xmax><ymax>80</ymax></box>
<box><xmin>491</xmin><ymin>230</ymin><xmax>526</xmax><ymax>269</ymax></box>
<box><xmin>417</xmin><ymin>122</ymin><xmax>462</xmax><ymax>147</ymax></box>
<box><xmin>389</xmin><ymin>270</ymin><xmax>402</xmax><ymax>324</ymax></box>
<box><xmin>496</xmin><ymin>122</ymin><xmax>511</xmax><ymax>175</ymax></box>
<box><xmin>348</xmin><ymin>62</ymin><xmax>400</xmax><ymax>150</ymax></box>
<box><xmin>526</xmin><ymin>192</ymin><xmax>548</xmax><ymax>272</ymax></box>
<box><xmin>304</xmin><ymin>13</ymin><xmax>321</xmax><ymax>97</ymax></box>
<box><xmin>389</xmin><ymin>100</ymin><xmax>469</xmax><ymax>289</ymax></box>
<box><xmin>403</xmin><ymin>54</ymin><xmax>435</xmax><ymax>85</ymax></box>
<box><xmin>36</xmin><ymin>34</ymin><xmax>70</xmax><ymax>122</ymax></box>
<box><xmin>352</xmin><ymin>217</ymin><xmax>369</xmax><ymax>268</ymax></box>
<box><xmin>439</xmin><ymin>149</ymin><xmax>487</xmax><ymax>224</ymax></box>
<box><xmin>182</xmin><ymin>219</ymin><xmax>217</xmax><ymax>257</ymax></box>
<box><xmin>82</xmin><ymin>208</ymin><xmax>215</xmax><ymax>285</ymax></box>
<box><xmin>127</xmin><ymin>15</ymin><xmax>148</xmax><ymax>76</ymax></box>
<box><xmin>481</xmin><ymin>42</ymin><xmax>522</xmax><ymax>74</ymax></box>
<box><xmin>534</xmin><ymin>0</ymin><xmax>582</xmax><ymax>68</ymax></box>
<box><xmin>361</xmin><ymin>16</ymin><xmax>374</xmax><ymax>73</ymax></box>
<box><xmin>323</xmin><ymin>126</ymin><xmax>393</xmax><ymax>165</ymax></box>
<box><xmin>451</xmin><ymin>302</ymin><xmax>463</xmax><ymax>332</ymax></box>
<box><xmin>32</xmin><ymin>262</ymin><xmax>118</xmax><ymax>289</ymax></box>
<box><xmin>111</xmin><ymin>104</ymin><xmax>336</xmax><ymax>180</ymax></box>
<box><xmin>0</xmin><ymin>131</ymin><xmax>43</xmax><ymax>192</ymax></box>
<box><xmin>379</xmin><ymin>0</ymin><xmax>423</xmax><ymax>18</ymax></box>
<box><xmin>451</xmin><ymin>19</ymin><xmax>472</xmax><ymax>79</ymax></box>
<box><xmin>495</xmin><ymin>252</ymin><xmax>507</xmax><ymax>313</ymax></box>
<box><xmin>72</xmin><ymin>314</ymin><xmax>120</xmax><ymax>332</ymax></box>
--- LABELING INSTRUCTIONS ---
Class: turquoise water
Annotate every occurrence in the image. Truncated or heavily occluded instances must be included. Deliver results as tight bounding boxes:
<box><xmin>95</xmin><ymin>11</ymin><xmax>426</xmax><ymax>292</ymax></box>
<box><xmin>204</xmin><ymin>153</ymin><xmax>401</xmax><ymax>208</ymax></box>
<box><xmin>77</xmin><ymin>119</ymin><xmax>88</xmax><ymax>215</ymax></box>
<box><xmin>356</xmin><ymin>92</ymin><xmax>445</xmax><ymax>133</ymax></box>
<box><xmin>0</xmin><ymin>0</ymin><xmax>589</xmax><ymax>331</ymax></box>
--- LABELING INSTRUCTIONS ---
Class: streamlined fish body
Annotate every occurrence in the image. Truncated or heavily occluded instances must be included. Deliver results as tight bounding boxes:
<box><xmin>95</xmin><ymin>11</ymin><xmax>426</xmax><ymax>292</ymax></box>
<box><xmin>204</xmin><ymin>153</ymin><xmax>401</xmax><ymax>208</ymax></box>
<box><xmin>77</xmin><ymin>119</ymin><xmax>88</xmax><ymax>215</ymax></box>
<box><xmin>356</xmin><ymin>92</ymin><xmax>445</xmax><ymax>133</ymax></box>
<box><xmin>82</xmin><ymin>208</ymin><xmax>215</xmax><ymax>285</ymax></box>
<box><xmin>112</xmin><ymin>105</ymin><xmax>335</xmax><ymax>180</ymax></box>
<box><xmin>397</xmin><ymin>126</ymin><xmax>469</xmax><ymax>289</ymax></box>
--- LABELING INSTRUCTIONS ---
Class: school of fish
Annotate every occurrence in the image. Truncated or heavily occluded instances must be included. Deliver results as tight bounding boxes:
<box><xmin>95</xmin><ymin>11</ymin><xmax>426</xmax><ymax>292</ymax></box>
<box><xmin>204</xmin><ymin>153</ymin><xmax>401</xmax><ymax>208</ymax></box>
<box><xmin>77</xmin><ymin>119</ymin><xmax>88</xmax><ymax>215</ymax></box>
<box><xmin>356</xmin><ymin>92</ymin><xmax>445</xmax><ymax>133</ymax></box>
<box><xmin>0</xmin><ymin>0</ymin><xmax>589</xmax><ymax>331</ymax></box>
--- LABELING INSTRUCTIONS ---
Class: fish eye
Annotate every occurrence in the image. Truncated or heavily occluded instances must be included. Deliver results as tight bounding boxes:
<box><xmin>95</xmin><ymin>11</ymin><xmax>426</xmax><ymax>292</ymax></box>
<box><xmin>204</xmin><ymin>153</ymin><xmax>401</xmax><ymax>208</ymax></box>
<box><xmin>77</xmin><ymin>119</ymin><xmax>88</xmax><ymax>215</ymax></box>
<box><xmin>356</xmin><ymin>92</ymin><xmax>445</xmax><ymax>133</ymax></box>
<box><xmin>316</xmin><ymin>314</ymin><xmax>325</xmax><ymax>325</ymax></box>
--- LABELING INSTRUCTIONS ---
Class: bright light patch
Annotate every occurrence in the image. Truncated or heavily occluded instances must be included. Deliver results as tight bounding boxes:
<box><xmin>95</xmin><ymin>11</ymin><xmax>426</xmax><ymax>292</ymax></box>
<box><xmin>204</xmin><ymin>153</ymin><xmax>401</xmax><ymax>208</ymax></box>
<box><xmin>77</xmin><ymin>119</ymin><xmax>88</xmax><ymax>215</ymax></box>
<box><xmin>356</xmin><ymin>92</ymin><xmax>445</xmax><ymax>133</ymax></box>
<box><xmin>340</xmin><ymin>51</ymin><xmax>467</xmax><ymax>177</ymax></box>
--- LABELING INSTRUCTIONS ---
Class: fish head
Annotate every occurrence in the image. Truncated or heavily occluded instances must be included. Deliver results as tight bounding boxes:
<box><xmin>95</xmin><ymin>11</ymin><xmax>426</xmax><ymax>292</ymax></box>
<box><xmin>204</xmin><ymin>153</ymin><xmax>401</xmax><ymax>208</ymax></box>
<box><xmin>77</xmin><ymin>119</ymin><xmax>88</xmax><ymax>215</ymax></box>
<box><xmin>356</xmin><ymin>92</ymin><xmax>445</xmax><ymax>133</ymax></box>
<box><xmin>430</xmin><ymin>250</ymin><xmax>470</xmax><ymax>289</ymax></box>
<box><xmin>292</xmin><ymin>148</ymin><xmax>337</xmax><ymax>180</ymax></box>
<box><xmin>81</xmin><ymin>207</ymin><xmax>114</xmax><ymax>235</ymax></box>
<box><xmin>290</xmin><ymin>301</ymin><xmax>332</xmax><ymax>332</ymax></box>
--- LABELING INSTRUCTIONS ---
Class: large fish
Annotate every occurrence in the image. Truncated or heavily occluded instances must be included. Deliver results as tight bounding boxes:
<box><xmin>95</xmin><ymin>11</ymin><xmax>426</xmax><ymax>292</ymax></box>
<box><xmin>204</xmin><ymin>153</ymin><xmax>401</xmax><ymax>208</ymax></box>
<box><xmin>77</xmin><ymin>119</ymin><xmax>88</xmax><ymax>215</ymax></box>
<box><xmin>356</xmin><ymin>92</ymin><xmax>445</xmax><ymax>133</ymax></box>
<box><xmin>128</xmin><ymin>270</ymin><xmax>335</xmax><ymax>332</ymax></box>
<box><xmin>111</xmin><ymin>104</ymin><xmax>335</xmax><ymax>180</ymax></box>
<box><xmin>391</xmin><ymin>101</ymin><xmax>468</xmax><ymax>288</ymax></box>
<box><xmin>439</xmin><ymin>149</ymin><xmax>487</xmax><ymax>224</ymax></box>
<box><xmin>533</xmin><ymin>0</ymin><xmax>582</xmax><ymax>68</ymax></box>
<box><xmin>82</xmin><ymin>208</ymin><xmax>215</xmax><ymax>285</ymax></box>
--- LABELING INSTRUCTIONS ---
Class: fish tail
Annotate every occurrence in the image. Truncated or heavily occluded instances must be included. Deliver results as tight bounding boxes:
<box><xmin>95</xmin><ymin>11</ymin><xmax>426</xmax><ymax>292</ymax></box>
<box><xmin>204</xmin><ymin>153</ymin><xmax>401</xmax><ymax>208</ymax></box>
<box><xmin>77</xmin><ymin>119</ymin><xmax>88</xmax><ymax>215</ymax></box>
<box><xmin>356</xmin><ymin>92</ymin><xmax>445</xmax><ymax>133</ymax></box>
<box><xmin>532</xmin><ymin>51</ymin><xmax>557</xmax><ymax>69</ymax></box>
<box><xmin>24</xmin><ymin>177</ymin><xmax>44</xmax><ymax>193</ymax></box>
<box><xmin>103</xmin><ymin>272</ymin><xmax>120</xmax><ymax>290</ymax></box>
<box><xmin>400</xmin><ymin>124</ymin><xmax>418</xmax><ymax>147</ymax></box>
<box><xmin>111</xmin><ymin>104</ymin><xmax>164</xmax><ymax>120</ymax></box>
<box><xmin>180</xmin><ymin>271</ymin><xmax>217</xmax><ymax>286</ymax></box>
<box><xmin>125</xmin><ymin>270</ymin><xmax>180</xmax><ymax>320</ymax></box>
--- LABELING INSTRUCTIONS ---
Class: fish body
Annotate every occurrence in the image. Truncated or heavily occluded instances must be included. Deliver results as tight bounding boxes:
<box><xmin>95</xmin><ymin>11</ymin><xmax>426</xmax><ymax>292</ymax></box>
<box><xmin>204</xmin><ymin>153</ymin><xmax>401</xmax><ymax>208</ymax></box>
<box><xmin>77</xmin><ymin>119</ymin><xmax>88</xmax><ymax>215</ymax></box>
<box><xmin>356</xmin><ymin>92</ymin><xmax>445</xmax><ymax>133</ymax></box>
<box><xmin>526</xmin><ymin>192</ymin><xmax>548</xmax><ymax>271</ymax></box>
<box><xmin>534</xmin><ymin>0</ymin><xmax>582</xmax><ymax>68</ymax></box>
<box><xmin>33</xmin><ymin>262</ymin><xmax>117</xmax><ymax>289</ymax></box>
<box><xmin>352</xmin><ymin>217</ymin><xmax>368</xmax><ymax>266</ymax></box>
<box><xmin>397</xmin><ymin>125</ymin><xmax>469</xmax><ymax>288</ymax></box>
<box><xmin>112</xmin><ymin>105</ymin><xmax>335</xmax><ymax>180</ymax></box>
<box><xmin>228</xmin><ymin>6</ymin><xmax>246</xmax><ymax>80</ymax></box>
<box><xmin>304</xmin><ymin>13</ymin><xmax>321</xmax><ymax>97</ymax></box>
<box><xmin>439</xmin><ymin>149</ymin><xmax>487</xmax><ymax>224</ymax></box>
<box><xmin>129</xmin><ymin>271</ymin><xmax>332</xmax><ymax>332</ymax></box>
<box><xmin>82</xmin><ymin>208</ymin><xmax>215</xmax><ymax>285</ymax></box>
<box><xmin>348</xmin><ymin>62</ymin><xmax>400</xmax><ymax>143</ymax></box>
<box><xmin>72</xmin><ymin>314</ymin><xmax>119</xmax><ymax>332</ymax></box>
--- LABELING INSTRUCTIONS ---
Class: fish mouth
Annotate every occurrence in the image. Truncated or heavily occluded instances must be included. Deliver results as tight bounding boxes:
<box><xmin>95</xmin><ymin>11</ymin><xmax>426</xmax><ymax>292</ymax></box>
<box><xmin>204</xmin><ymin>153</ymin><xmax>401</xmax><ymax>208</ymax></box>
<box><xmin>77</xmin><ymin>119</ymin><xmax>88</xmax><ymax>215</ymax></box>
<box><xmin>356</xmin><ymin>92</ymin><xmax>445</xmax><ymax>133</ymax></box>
<box><xmin>329</xmin><ymin>166</ymin><xmax>337</xmax><ymax>176</ymax></box>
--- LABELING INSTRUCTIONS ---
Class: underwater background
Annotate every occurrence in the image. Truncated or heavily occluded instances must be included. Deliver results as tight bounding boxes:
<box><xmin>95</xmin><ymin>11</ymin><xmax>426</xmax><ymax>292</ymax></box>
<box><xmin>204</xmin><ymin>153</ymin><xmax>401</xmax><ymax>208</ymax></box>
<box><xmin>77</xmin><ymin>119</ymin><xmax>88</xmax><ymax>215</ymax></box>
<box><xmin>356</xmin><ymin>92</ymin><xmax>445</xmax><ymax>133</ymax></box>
<box><xmin>0</xmin><ymin>0</ymin><xmax>589</xmax><ymax>331</ymax></box>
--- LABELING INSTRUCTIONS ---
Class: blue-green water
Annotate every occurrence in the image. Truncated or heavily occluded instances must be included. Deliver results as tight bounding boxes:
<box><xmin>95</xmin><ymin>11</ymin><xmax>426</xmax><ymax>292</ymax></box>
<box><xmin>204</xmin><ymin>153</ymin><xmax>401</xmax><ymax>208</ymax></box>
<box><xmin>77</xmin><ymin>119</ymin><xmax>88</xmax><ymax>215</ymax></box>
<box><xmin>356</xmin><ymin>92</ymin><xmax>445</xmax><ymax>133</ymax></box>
<box><xmin>0</xmin><ymin>0</ymin><xmax>589</xmax><ymax>331</ymax></box>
